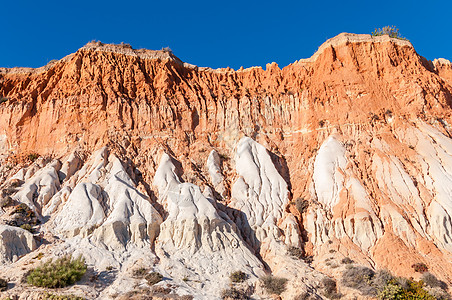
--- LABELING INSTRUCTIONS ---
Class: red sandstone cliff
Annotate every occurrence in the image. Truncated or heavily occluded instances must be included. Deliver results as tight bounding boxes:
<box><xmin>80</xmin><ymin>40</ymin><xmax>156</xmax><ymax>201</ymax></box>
<box><xmin>0</xmin><ymin>33</ymin><xmax>452</xmax><ymax>299</ymax></box>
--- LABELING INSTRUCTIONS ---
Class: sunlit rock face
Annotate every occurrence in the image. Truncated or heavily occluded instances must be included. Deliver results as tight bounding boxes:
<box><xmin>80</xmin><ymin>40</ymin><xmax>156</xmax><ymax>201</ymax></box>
<box><xmin>1</xmin><ymin>33</ymin><xmax>452</xmax><ymax>298</ymax></box>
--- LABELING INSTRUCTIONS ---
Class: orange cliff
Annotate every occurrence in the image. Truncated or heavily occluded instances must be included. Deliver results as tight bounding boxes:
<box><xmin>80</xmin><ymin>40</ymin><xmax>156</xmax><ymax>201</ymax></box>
<box><xmin>1</xmin><ymin>33</ymin><xmax>452</xmax><ymax>296</ymax></box>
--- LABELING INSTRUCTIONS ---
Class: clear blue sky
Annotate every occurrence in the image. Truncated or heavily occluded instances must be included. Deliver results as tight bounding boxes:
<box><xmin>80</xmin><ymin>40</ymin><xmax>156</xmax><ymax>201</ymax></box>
<box><xmin>2</xmin><ymin>0</ymin><xmax>451</xmax><ymax>70</ymax></box>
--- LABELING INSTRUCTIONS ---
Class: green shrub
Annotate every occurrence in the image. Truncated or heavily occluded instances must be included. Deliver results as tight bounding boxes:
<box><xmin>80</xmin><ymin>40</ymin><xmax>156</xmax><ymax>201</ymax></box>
<box><xmin>287</xmin><ymin>246</ymin><xmax>304</xmax><ymax>259</ymax></box>
<box><xmin>221</xmin><ymin>287</ymin><xmax>249</xmax><ymax>299</ymax></box>
<box><xmin>229</xmin><ymin>271</ymin><xmax>246</xmax><ymax>283</ymax></box>
<box><xmin>20</xmin><ymin>223</ymin><xmax>34</xmax><ymax>233</ymax></box>
<box><xmin>0</xmin><ymin>97</ymin><xmax>8</xmax><ymax>104</ymax></box>
<box><xmin>412</xmin><ymin>262</ymin><xmax>428</xmax><ymax>273</ymax></box>
<box><xmin>261</xmin><ymin>275</ymin><xmax>288</xmax><ymax>295</ymax></box>
<box><xmin>0</xmin><ymin>277</ymin><xmax>7</xmax><ymax>291</ymax></box>
<box><xmin>26</xmin><ymin>255</ymin><xmax>87</xmax><ymax>288</ymax></box>
<box><xmin>371</xmin><ymin>26</ymin><xmax>408</xmax><ymax>40</ymax></box>
<box><xmin>27</xmin><ymin>153</ymin><xmax>39</xmax><ymax>162</ymax></box>
<box><xmin>377</xmin><ymin>280</ymin><xmax>405</xmax><ymax>299</ymax></box>
<box><xmin>43</xmin><ymin>293</ymin><xmax>85</xmax><ymax>300</ymax></box>
<box><xmin>145</xmin><ymin>272</ymin><xmax>163</xmax><ymax>285</ymax></box>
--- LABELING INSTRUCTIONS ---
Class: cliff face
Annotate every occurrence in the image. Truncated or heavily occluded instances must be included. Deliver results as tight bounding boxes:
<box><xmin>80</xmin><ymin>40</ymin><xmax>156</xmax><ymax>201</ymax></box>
<box><xmin>1</xmin><ymin>33</ymin><xmax>452</xmax><ymax>299</ymax></box>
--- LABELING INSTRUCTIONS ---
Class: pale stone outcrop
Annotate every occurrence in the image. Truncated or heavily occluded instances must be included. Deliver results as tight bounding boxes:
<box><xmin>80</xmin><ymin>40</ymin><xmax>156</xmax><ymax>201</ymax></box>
<box><xmin>153</xmin><ymin>153</ymin><xmax>265</xmax><ymax>298</ymax></box>
<box><xmin>0</xmin><ymin>225</ymin><xmax>36</xmax><ymax>264</ymax></box>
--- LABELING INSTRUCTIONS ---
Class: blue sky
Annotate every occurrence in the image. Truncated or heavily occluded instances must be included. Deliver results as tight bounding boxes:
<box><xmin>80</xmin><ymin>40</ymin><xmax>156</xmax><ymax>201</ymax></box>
<box><xmin>2</xmin><ymin>0</ymin><xmax>451</xmax><ymax>69</ymax></box>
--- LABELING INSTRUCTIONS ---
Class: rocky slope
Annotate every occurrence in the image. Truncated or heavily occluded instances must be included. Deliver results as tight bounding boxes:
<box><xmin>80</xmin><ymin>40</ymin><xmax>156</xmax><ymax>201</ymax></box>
<box><xmin>0</xmin><ymin>33</ymin><xmax>452</xmax><ymax>299</ymax></box>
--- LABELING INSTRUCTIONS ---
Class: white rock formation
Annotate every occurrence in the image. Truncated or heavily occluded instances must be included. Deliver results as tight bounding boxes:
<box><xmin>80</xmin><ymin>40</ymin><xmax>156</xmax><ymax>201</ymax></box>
<box><xmin>229</xmin><ymin>137</ymin><xmax>291</xmax><ymax>249</ymax></box>
<box><xmin>0</xmin><ymin>225</ymin><xmax>36</xmax><ymax>264</ymax></box>
<box><xmin>13</xmin><ymin>160</ymin><xmax>61</xmax><ymax>214</ymax></box>
<box><xmin>207</xmin><ymin>150</ymin><xmax>226</xmax><ymax>196</ymax></box>
<box><xmin>153</xmin><ymin>153</ymin><xmax>265</xmax><ymax>298</ymax></box>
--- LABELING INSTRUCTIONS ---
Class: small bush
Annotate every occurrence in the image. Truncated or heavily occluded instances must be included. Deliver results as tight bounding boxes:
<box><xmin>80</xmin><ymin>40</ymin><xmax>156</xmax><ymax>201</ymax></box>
<box><xmin>152</xmin><ymin>286</ymin><xmax>171</xmax><ymax>295</ymax></box>
<box><xmin>294</xmin><ymin>292</ymin><xmax>315</xmax><ymax>300</ymax></box>
<box><xmin>0</xmin><ymin>278</ymin><xmax>7</xmax><ymax>291</ymax></box>
<box><xmin>133</xmin><ymin>267</ymin><xmax>148</xmax><ymax>278</ymax></box>
<box><xmin>322</xmin><ymin>277</ymin><xmax>341</xmax><ymax>299</ymax></box>
<box><xmin>372</xmin><ymin>269</ymin><xmax>394</xmax><ymax>290</ymax></box>
<box><xmin>371</xmin><ymin>26</ymin><xmax>408</xmax><ymax>41</ymax></box>
<box><xmin>28</xmin><ymin>153</ymin><xmax>39</xmax><ymax>162</ymax></box>
<box><xmin>43</xmin><ymin>293</ymin><xmax>84</xmax><ymax>300</ymax></box>
<box><xmin>0</xmin><ymin>97</ymin><xmax>8</xmax><ymax>104</ymax></box>
<box><xmin>145</xmin><ymin>272</ymin><xmax>163</xmax><ymax>285</ymax></box>
<box><xmin>287</xmin><ymin>246</ymin><xmax>304</xmax><ymax>259</ymax></box>
<box><xmin>295</xmin><ymin>197</ymin><xmax>309</xmax><ymax>213</ymax></box>
<box><xmin>26</xmin><ymin>255</ymin><xmax>87</xmax><ymax>288</ymax></box>
<box><xmin>261</xmin><ymin>275</ymin><xmax>288</xmax><ymax>295</ymax></box>
<box><xmin>412</xmin><ymin>262</ymin><xmax>428</xmax><ymax>273</ymax></box>
<box><xmin>426</xmin><ymin>286</ymin><xmax>452</xmax><ymax>300</ymax></box>
<box><xmin>303</xmin><ymin>256</ymin><xmax>313</xmax><ymax>264</ymax></box>
<box><xmin>0</xmin><ymin>196</ymin><xmax>13</xmax><ymax>208</ymax></box>
<box><xmin>341</xmin><ymin>257</ymin><xmax>354</xmax><ymax>264</ymax></box>
<box><xmin>221</xmin><ymin>287</ymin><xmax>249</xmax><ymax>300</ymax></box>
<box><xmin>20</xmin><ymin>223</ymin><xmax>34</xmax><ymax>233</ymax></box>
<box><xmin>377</xmin><ymin>281</ymin><xmax>405</xmax><ymax>299</ymax></box>
<box><xmin>421</xmin><ymin>272</ymin><xmax>448</xmax><ymax>290</ymax></box>
<box><xmin>229</xmin><ymin>271</ymin><xmax>246</xmax><ymax>283</ymax></box>
<box><xmin>342</xmin><ymin>266</ymin><xmax>376</xmax><ymax>296</ymax></box>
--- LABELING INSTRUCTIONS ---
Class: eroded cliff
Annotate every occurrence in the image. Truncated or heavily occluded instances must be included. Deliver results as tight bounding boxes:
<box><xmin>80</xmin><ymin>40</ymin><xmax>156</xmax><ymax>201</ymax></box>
<box><xmin>1</xmin><ymin>33</ymin><xmax>452</xmax><ymax>299</ymax></box>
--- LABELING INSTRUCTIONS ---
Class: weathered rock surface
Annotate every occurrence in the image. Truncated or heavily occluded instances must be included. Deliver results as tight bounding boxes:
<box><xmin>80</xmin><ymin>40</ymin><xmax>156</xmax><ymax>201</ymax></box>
<box><xmin>1</xmin><ymin>33</ymin><xmax>452</xmax><ymax>299</ymax></box>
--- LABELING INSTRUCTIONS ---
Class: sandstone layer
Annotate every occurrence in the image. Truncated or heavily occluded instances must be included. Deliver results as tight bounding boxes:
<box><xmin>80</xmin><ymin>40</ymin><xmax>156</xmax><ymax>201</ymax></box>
<box><xmin>0</xmin><ymin>33</ymin><xmax>452</xmax><ymax>299</ymax></box>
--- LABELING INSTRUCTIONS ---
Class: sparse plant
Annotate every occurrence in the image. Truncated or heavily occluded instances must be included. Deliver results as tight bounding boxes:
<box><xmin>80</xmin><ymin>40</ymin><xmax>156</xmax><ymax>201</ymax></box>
<box><xmin>342</xmin><ymin>266</ymin><xmax>377</xmax><ymax>296</ymax></box>
<box><xmin>322</xmin><ymin>277</ymin><xmax>341</xmax><ymax>299</ymax></box>
<box><xmin>425</xmin><ymin>286</ymin><xmax>452</xmax><ymax>300</ymax></box>
<box><xmin>287</xmin><ymin>246</ymin><xmax>304</xmax><ymax>259</ymax></box>
<box><xmin>0</xmin><ymin>97</ymin><xmax>8</xmax><ymax>104</ymax></box>
<box><xmin>341</xmin><ymin>257</ymin><xmax>354</xmax><ymax>264</ymax></box>
<box><xmin>412</xmin><ymin>262</ymin><xmax>428</xmax><ymax>273</ymax></box>
<box><xmin>26</xmin><ymin>255</ymin><xmax>87</xmax><ymax>288</ymax></box>
<box><xmin>0</xmin><ymin>278</ymin><xmax>7</xmax><ymax>291</ymax></box>
<box><xmin>145</xmin><ymin>272</ymin><xmax>163</xmax><ymax>285</ymax></box>
<box><xmin>371</xmin><ymin>269</ymin><xmax>394</xmax><ymax>290</ymax></box>
<box><xmin>303</xmin><ymin>256</ymin><xmax>313</xmax><ymax>264</ymax></box>
<box><xmin>295</xmin><ymin>197</ymin><xmax>309</xmax><ymax>213</ymax></box>
<box><xmin>161</xmin><ymin>46</ymin><xmax>173</xmax><ymax>53</ymax></box>
<box><xmin>43</xmin><ymin>293</ymin><xmax>84</xmax><ymax>300</ymax></box>
<box><xmin>221</xmin><ymin>287</ymin><xmax>249</xmax><ymax>300</ymax></box>
<box><xmin>0</xmin><ymin>196</ymin><xmax>13</xmax><ymax>208</ymax></box>
<box><xmin>27</xmin><ymin>153</ymin><xmax>39</xmax><ymax>162</ymax></box>
<box><xmin>294</xmin><ymin>292</ymin><xmax>315</xmax><ymax>300</ymax></box>
<box><xmin>20</xmin><ymin>223</ymin><xmax>33</xmax><ymax>233</ymax></box>
<box><xmin>261</xmin><ymin>275</ymin><xmax>288</xmax><ymax>295</ymax></box>
<box><xmin>371</xmin><ymin>26</ymin><xmax>408</xmax><ymax>41</ymax></box>
<box><xmin>318</xmin><ymin>120</ymin><xmax>326</xmax><ymax>127</ymax></box>
<box><xmin>421</xmin><ymin>272</ymin><xmax>448</xmax><ymax>290</ymax></box>
<box><xmin>133</xmin><ymin>267</ymin><xmax>148</xmax><ymax>278</ymax></box>
<box><xmin>106</xmin><ymin>266</ymin><xmax>113</xmax><ymax>271</ymax></box>
<box><xmin>229</xmin><ymin>271</ymin><xmax>246</xmax><ymax>283</ymax></box>
<box><xmin>152</xmin><ymin>286</ymin><xmax>171</xmax><ymax>295</ymax></box>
